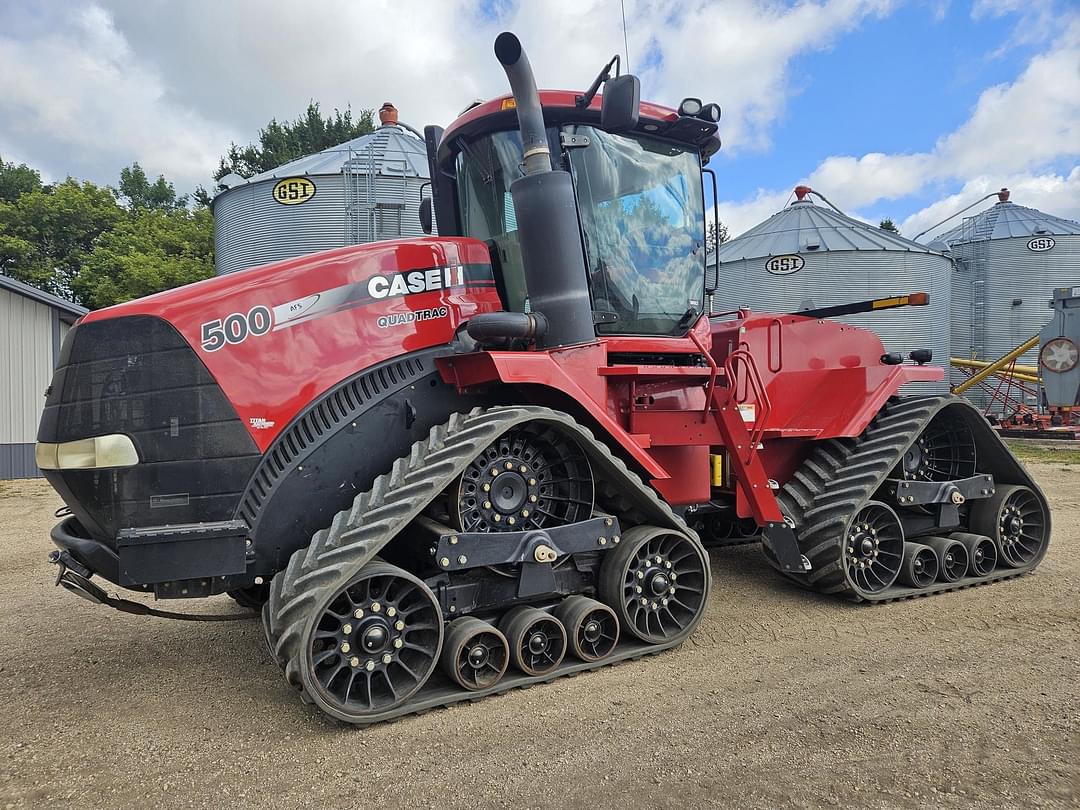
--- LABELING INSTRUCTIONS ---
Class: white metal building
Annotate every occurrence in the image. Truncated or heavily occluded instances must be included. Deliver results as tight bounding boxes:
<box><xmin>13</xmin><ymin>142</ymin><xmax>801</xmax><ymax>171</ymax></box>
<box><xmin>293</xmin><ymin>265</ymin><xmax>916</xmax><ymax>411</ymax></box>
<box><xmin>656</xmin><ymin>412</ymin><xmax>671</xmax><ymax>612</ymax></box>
<box><xmin>0</xmin><ymin>275</ymin><xmax>87</xmax><ymax>479</ymax></box>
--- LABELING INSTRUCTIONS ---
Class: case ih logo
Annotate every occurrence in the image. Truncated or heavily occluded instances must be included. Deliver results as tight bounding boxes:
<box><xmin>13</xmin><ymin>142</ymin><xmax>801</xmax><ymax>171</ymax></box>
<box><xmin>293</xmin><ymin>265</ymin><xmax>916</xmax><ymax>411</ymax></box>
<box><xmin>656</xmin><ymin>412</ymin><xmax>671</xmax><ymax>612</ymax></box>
<box><xmin>367</xmin><ymin>266</ymin><xmax>467</xmax><ymax>299</ymax></box>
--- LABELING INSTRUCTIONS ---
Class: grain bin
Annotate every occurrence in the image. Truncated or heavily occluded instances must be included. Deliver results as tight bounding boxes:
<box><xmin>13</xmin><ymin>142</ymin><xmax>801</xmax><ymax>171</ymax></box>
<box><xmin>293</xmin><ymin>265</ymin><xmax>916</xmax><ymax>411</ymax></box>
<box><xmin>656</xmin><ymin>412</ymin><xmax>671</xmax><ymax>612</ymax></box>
<box><xmin>933</xmin><ymin>189</ymin><xmax>1080</xmax><ymax>398</ymax></box>
<box><xmin>713</xmin><ymin>186</ymin><xmax>953</xmax><ymax>392</ymax></box>
<box><xmin>212</xmin><ymin>103</ymin><xmax>431</xmax><ymax>275</ymax></box>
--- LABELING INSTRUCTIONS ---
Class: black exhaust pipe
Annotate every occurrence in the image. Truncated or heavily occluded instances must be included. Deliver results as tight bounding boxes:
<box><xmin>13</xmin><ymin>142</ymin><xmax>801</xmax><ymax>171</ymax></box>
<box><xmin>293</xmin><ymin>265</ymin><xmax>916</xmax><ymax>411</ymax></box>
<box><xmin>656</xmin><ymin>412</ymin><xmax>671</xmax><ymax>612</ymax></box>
<box><xmin>494</xmin><ymin>32</ymin><xmax>595</xmax><ymax>349</ymax></box>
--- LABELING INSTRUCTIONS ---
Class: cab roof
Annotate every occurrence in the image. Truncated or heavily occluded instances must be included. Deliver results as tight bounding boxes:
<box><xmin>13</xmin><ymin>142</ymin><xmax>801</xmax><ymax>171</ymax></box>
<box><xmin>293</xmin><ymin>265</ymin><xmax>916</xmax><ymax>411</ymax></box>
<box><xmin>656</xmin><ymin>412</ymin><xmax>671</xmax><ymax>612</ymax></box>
<box><xmin>437</xmin><ymin>89</ymin><xmax>721</xmax><ymax>169</ymax></box>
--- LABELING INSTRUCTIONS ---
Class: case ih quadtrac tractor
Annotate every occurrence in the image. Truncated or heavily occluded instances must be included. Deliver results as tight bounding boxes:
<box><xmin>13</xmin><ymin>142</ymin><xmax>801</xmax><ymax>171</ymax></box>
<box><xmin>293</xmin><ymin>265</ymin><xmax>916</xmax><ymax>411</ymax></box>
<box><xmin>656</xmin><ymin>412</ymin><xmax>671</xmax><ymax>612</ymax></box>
<box><xmin>38</xmin><ymin>34</ymin><xmax>1050</xmax><ymax>724</ymax></box>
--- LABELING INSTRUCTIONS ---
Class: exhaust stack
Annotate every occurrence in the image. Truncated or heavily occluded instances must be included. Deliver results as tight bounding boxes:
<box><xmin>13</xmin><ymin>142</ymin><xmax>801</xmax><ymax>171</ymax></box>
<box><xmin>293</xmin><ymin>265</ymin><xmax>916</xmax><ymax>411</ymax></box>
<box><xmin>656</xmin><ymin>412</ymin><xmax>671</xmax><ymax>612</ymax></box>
<box><xmin>494</xmin><ymin>32</ymin><xmax>595</xmax><ymax>348</ymax></box>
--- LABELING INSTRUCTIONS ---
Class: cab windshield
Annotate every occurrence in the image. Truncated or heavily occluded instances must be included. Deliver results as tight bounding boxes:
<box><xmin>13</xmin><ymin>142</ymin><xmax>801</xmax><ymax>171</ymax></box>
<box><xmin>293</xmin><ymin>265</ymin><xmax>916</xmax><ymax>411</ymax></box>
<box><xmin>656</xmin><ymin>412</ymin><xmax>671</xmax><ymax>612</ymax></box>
<box><xmin>567</xmin><ymin>126</ymin><xmax>705</xmax><ymax>335</ymax></box>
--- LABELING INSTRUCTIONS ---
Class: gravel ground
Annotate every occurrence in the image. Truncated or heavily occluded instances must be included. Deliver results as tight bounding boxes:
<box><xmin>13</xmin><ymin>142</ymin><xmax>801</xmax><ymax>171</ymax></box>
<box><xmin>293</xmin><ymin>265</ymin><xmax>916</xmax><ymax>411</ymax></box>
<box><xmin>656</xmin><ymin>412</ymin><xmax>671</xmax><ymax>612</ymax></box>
<box><xmin>0</xmin><ymin>465</ymin><xmax>1077</xmax><ymax>810</ymax></box>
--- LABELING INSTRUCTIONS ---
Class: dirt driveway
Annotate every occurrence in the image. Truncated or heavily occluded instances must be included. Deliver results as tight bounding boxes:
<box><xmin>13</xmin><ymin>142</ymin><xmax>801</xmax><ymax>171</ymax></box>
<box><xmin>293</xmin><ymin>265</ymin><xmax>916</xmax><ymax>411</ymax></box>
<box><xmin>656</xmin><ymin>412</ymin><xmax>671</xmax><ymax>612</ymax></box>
<box><xmin>1</xmin><ymin>464</ymin><xmax>1077</xmax><ymax>809</ymax></box>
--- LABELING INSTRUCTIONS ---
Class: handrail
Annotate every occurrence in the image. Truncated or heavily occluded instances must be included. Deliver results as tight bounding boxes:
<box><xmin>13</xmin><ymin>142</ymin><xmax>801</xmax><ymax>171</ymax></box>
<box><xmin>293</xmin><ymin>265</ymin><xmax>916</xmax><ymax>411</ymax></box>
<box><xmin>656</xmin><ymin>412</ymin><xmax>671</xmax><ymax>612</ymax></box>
<box><xmin>724</xmin><ymin>347</ymin><xmax>772</xmax><ymax>464</ymax></box>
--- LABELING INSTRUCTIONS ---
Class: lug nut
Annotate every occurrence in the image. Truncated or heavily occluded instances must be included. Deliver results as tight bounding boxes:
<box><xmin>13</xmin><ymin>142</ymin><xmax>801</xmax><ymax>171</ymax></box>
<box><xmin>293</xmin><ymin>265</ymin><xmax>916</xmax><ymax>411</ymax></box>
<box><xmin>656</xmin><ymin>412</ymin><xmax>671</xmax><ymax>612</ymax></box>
<box><xmin>382</xmin><ymin>653</ymin><xmax>392</xmax><ymax>664</ymax></box>
<box><xmin>505</xmin><ymin>461</ymin><xmax>514</xmax><ymax>470</ymax></box>
<box><xmin>612</xmin><ymin>536</ymin><xmax>620</xmax><ymax>544</ymax></box>
<box><xmin>350</xmin><ymin>656</ymin><xmax>360</xmax><ymax>668</ymax></box>
<box><xmin>365</xmin><ymin>660</ymin><xmax>376</xmax><ymax>671</ymax></box>
<box><xmin>507</xmin><ymin>517</ymin><xmax>516</xmax><ymax>526</ymax></box>
<box><xmin>353</xmin><ymin>608</ymin><xmax>364</xmax><ymax>619</ymax></box>
<box><xmin>598</xmin><ymin>537</ymin><xmax>607</xmax><ymax>545</ymax></box>
<box><xmin>528</xmin><ymin>478</ymin><xmax>537</xmax><ymax>486</ymax></box>
<box><xmin>340</xmin><ymin>642</ymin><xmax>351</xmax><ymax>654</ymax></box>
<box><xmin>521</xmin><ymin>509</ymin><xmax>530</xmax><ymax>517</ymax></box>
<box><xmin>669</xmin><ymin>586</ymin><xmax>676</xmax><ymax>595</ymax></box>
<box><xmin>393</xmin><ymin>638</ymin><xmax>403</xmax><ymax>649</ymax></box>
<box><xmin>482</xmin><ymin>483</ymin><xmax>491</xmax><ymax>492</ymax></box>
<box><xmin>637</xmin><ymin>571</ymin><xmax>645</xmax><ymax>580</ymax></box>
<box><xmin>342</xmin><ymin>624</ymin><xmax>352</xmax><ymax>635</ymax></box>
<box><xmin>491</xmin><ymin>468</ymin><xmax>499</xmax><ymax>476</ymax></box>
<box><xmin>529</xmin><ymin>494</ymin><xmax>538</xmax><ymax>503</ymax></box>
<box><xmin>483</xmin><ymin>501</ymin><xmax>492</xmax><ymax>510</ymax></box>
<box><xmin>635</xmin><ymin>585</ymin><xmax>643</xmax><ymax>594</ymax></box>
<box><xmin>449</xmin><ymin>536</ymin><xmax>458</xmax><ymax>545</ymax></box>
<box><xmin>371</xmin><ymin>602</ymin><xmax>382</xmax><ymax>613</ymax></box>
<box><xmin>639</xmin><ymin>597</ymin><xmax>648</xmax><ymax>606</ymax></box>
<box><xmin>664</xmin><ymin>560</ymin><xmax>672</xmax><ymax>569</ymax></box>
<box><xmin>605</xmin><ymin>518</ymin><xmax>614</xmax><ymax>527</ymax></box>
<box><xmin>386</xmin><ymin>607</ymin><xmax>397</xmax><ymax>618</ymax></box>
<box><xmin>394</xmin><ymin>620</ymin><xmax>405</xmax><ymax>631</ymax></box>
<box><xmin>493</xmin><ymin>514</ymin><xmax>501</xmax><ymax>522</ymax></box>
<box><xmin>520</xmin><ymin>465</ymin><xmax>528</xmax><ymax>473</ymax></box>
<box><xmin>440</xmin><ymin>557</ymin><xmax>450</xmax><ymax>568</ymax></box>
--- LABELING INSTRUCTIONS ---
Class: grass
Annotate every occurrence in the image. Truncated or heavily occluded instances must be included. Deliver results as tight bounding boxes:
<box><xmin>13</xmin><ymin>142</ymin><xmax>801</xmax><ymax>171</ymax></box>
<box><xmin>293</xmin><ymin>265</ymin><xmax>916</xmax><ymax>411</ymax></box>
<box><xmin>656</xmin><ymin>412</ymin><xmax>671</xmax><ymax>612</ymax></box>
<box><xmin>1005</xmin><ymin>441</ymin><xmax>1080</xmax><ymax>466</ymax></box>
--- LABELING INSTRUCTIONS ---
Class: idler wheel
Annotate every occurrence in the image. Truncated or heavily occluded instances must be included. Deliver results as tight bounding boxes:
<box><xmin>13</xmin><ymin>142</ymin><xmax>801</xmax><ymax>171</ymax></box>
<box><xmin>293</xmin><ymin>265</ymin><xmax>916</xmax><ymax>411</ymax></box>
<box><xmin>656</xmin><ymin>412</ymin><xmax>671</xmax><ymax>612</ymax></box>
<box><xmin>553</xmin><ymin>595</ymin><xmax>620</xmax><ymax>662</ymax></box>
<box><xmin>841</xmin><ymin>501</ymin><xmax>904</xmax><ymax>596</ymax></box>
<box><xmin>499</xmin><ymin>606</ymin><xmax>567</xmax><ymax>676</ymax></box>
<box><xmin>898</xmin><ymin>542</ymin><xmax>939</xmax><ymax>588</ymax></box>
<box><xmin>298</xmin><ymin>561</ymin><xmax>443</xmax><ymax>722</ymax></box>
<box><xmin>598</xmin><ymin>525</ymin><xmax>709</xmax><ymax>645</ymax></box>
<box><xmin>440</xmin><ymin>616</ymin><xmax>509</xmax><ymax>691</ymax></box>
<box><xmin>969</xmin><ymin>485</ymin><xmax>1049</xmax><ymax>568</ymax></box>
<box><xmin>920</xmin><ymin>535</ymin><xmax>969</xmax><ymax>582</ymax></box>
<box><xmin>951</xmin><ymin>532</ymin><xmax>998</xmax><ymax>577</ymax></box>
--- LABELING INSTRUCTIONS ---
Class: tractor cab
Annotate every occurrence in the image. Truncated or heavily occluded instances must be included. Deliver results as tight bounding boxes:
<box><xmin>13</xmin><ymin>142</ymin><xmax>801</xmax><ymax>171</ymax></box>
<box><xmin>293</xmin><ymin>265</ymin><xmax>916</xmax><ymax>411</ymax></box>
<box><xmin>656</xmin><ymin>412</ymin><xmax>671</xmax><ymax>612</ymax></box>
<box><xmin>423</xmin><ymin>37</ymin><xmax>723</xmax><ymax>342</ymax></box>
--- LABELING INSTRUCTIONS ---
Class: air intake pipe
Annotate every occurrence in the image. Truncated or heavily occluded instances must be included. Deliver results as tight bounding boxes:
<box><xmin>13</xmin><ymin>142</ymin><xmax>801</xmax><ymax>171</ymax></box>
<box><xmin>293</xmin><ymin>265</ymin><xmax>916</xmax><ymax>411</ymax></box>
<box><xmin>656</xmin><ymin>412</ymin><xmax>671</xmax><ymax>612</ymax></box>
<box><xmin>494</xmin><ymin>32</ymin><xmax>595</xmax><ymax>349</ymax></box>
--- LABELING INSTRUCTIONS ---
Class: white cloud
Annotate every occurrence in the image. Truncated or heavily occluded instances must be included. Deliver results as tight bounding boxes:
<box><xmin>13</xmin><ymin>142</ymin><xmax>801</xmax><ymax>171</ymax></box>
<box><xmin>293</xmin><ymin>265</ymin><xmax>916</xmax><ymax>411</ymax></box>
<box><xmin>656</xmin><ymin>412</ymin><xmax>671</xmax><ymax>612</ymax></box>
<box><xmin>717</xmin><ymin>16</ymin><xmax>1080</xmax><ymax>238</ymax></box>
<box><xmin>0</xmin><ymin>0</ymin><xmax>896</xmax><ymax>192</ymax></box>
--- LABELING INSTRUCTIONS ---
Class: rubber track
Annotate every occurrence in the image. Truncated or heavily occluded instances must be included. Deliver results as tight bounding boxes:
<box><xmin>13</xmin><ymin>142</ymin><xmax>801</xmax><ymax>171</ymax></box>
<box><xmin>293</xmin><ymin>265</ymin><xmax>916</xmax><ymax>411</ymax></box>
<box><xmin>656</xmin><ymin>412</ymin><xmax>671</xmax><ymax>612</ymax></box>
<box><xmin>264</xmin><ymin>406</ymin><xmax>703</xmax><ymax>721</ymax></box>
<box><xmin>768</xmin><ymin>395</ymin><xmax>1051</xmax><ymax>602</ymax></box>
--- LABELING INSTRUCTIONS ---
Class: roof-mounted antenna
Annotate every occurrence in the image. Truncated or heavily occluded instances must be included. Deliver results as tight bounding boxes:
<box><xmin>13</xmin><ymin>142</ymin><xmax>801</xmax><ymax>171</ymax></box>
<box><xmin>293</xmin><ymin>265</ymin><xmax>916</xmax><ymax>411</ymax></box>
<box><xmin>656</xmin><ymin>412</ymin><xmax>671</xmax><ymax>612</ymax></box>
<box><xmin>620</xmin><ymin>0</ymin><xmax>630</xmax><ymax>73</ymax></box>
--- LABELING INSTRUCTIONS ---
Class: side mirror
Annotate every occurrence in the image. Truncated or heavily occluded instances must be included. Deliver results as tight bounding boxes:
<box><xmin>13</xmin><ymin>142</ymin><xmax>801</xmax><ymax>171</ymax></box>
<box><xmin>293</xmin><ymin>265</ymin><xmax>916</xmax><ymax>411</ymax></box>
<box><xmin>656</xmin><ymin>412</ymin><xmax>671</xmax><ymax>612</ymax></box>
<box><xmin>419</xmin><ymin>197</ymin><xmax>433</xmax><ymax>234</ymax></box>
<box><xmin>601</xmin><ymin>74</ymin><xmax>640</xmax><ymax>132</ymax></box>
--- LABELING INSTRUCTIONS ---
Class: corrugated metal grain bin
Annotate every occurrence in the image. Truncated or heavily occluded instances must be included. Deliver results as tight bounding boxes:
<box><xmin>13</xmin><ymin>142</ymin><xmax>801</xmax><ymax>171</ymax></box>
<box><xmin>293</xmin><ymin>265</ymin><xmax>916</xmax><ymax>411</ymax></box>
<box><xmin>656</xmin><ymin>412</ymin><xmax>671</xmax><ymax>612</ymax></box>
<box><xmin>212</xmin><ymin>105</ymin><xmax>431</xmax><ymax>275</ymax></box>
<box><xmin>713</xmin><ymin>187</ymin><xmax>953</xmax><ymax>392</ymax></box>
<box><xmin>936</xmin><ymin>190</ymin><xmax>1080</xmax><ymax>403</ymax></box>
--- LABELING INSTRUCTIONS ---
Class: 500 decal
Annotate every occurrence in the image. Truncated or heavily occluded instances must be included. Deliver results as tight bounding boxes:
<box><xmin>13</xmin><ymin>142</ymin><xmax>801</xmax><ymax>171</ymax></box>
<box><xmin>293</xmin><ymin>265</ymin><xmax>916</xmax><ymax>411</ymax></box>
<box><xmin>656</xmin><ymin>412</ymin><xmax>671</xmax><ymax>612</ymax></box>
<box><xmin>201</xmin><ymin>306</ymin><xmax>273</xmax><ymax>352</ymax></box>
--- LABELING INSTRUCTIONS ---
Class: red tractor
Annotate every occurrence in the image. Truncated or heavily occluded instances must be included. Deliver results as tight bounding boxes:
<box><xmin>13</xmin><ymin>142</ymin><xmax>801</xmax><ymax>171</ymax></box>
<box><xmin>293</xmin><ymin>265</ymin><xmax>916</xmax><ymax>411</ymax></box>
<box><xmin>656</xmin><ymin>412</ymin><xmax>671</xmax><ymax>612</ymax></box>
<box><xmin>38</xmin><ymin>34</ymin><xmax>1050</xmax><ymax>724</ymax></box>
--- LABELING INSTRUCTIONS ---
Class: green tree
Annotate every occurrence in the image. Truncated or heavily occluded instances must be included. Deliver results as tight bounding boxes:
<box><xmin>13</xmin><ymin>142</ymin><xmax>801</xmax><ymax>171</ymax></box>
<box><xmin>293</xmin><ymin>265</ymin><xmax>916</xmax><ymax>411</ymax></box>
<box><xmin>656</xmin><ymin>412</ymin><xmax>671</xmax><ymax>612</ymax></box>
<box><xmin>213</xmin><ymin>101</ymin><xmax>375</xmax><ymax>181</ymax></box>
<box><xmin>0</xmin><ymin>179</ymin><xmax>123</xmax><ymax>296</ymax></box>
<box><xmin>118</xmin><ymin>162</ymin><xmax>187</xmax><ymax>210</ymax></box>
<box><xmin>706</xmin><ymin>220</ymin><xmax>729</xmax><ymax>254</ymax></box>
<box><xmin>879</xmin><ymin>218</ymin><xmax>899</xmax><ymax>234</ymax></box>
<box><xmin>0</xmin><ymin>156</ymin><xmax>43</xmax><ymax>203</ymax></box>
<box><xmin>71</xmin><ymin>206</ymin><xmax>214</xmax><ymax>308</ymax></box>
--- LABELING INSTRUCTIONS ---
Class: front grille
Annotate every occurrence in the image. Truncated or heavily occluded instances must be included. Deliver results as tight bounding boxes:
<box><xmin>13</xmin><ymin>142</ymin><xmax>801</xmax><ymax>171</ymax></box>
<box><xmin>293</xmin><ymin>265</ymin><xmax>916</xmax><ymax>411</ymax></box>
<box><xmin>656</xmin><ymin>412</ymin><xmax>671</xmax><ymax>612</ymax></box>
<box><xmin>38</xmin><ymin>315</ymin><xmax>260</xmax><ymax>541</ymax></box>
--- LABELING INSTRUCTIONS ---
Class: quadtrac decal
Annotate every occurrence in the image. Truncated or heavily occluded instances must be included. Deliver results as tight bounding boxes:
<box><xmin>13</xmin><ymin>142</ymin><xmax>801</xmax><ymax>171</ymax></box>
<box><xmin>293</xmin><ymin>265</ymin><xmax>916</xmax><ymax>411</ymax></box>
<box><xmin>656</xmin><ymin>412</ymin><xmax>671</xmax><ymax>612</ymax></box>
<box><xmin>197</xmin><ymin>263</ymin><xmax>494</xmax><ymax>351</ymax></box>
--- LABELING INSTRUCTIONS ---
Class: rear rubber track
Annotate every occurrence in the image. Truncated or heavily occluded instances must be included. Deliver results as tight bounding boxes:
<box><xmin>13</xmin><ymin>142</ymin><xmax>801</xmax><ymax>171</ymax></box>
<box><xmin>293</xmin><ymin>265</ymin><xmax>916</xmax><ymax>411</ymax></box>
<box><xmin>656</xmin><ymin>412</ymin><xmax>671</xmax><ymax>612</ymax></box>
<box><xmin>264</xmin><ymin>405</ymin><xmax>704</xmax><ymax>722</ymax></box>
<box><xmin>767</xmin><ymin>394</ymin><xmax>1051</xmax><ymax>602</ymax></box>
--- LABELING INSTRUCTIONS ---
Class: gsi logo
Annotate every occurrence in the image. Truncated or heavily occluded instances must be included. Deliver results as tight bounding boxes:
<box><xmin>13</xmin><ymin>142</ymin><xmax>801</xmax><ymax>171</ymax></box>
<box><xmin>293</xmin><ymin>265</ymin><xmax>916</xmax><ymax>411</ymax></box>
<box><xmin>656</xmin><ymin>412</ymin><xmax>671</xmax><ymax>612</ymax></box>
<box><xmin>765</xmin><ymin>254</ymin><xmax>805</xmax><ymax>275</ymax></box>
<box><xmin>1027</xmin><ymin>236</ymin><xmax>1055</xmax><ymax>252</ymax></box>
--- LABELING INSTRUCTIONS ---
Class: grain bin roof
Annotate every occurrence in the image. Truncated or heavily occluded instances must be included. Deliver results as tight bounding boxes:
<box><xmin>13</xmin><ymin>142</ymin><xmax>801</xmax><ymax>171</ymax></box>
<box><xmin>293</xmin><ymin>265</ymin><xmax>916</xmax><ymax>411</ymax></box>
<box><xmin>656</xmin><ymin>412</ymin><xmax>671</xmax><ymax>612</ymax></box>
<box><xmin>717</xmin><ymin>197</ymin><xmax>940</xmax><ymax>262</ymax></box>
<box><xmin>231</xmin><ymin>123</ymin><xmax>429</xmax><ymax>187</ymax></box>
<box><xmin>935</xmin><ymin>200</ymin><xmax>1080</xmax><ymax>244</ymax></box>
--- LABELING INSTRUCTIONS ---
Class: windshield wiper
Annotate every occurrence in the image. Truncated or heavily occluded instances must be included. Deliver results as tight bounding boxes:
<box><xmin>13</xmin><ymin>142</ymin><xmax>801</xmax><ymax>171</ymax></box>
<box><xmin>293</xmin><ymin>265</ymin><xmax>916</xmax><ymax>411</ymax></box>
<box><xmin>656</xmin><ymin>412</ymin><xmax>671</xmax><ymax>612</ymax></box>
<box><xmin>676</xmin><ymin>306</ymin><xmax>701</xmax><ymax>330</ymax></box>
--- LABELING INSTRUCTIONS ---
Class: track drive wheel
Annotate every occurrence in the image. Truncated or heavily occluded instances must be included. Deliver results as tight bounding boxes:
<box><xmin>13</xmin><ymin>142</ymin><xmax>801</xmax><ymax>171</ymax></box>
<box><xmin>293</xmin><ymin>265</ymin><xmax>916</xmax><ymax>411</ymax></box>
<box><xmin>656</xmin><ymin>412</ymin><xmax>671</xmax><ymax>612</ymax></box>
<box><xmin>553</xmin><ymin>596</ymin><xmax>619</xmax><ymax>662</ymax></box>
<box><xmin>598</xmin><ymin>525</ymin><xmax>709</xmax><ymax>645</ymax></box>
<box><xmin>440</xmin><ymin>617</ymin><xmax>509</xmax><ymax>691</ymax></box>
<box><xmin>298</xmin><ymin>561</ymin><xmax>443</xmax><ymax>723</ymax></box>
<box><xmin>969</xmin><ymin>485</ymin><xmax>1049</xmax><ymax>568</ymax></box>
<box><xmin>500</xmin><ymin>607</ymin><xmax>567</xmax><ymax>676</ymax></box>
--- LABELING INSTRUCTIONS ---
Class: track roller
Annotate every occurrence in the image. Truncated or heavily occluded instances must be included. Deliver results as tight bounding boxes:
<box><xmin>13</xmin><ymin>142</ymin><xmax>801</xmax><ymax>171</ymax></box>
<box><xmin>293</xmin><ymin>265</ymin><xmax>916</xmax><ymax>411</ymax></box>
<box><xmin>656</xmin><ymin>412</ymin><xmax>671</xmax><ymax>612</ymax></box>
<box><xmin>919</xmin><ymin>536</ymin><xmax>969</xmax><ymax>582</ymax></box>
<box><xmin>951</xmin><ymin>532</ymin><xmax>998</xmax><ymax>577</ymax></box>
<box><xmin>898</xmin><ymin>542</ymin><xmax>939</xmax><ymax>588</ymax></box>
<box><xmin>553</xmin><ymin>596</ymin><xmax>619</xmax><ymax>662</ymax></box>
<box><xmin>440</xmin><ymin>617</ymin><xmax>509</xmax><ymax>691</ymax></box>
<box><xmin>969</xmin><ymin>484</ymin><xmax>1050</xmax><ymax>568</ymax></box>
<box><xmin>599</xmin><ymin>525</ymin><xmax>709</xmax><ymax>645</ymax></box>
<box><xmin>499</xmin><ymin>606</ymin><xmax>567</xmax><ymax>676</ymax></box>
<box><xmin>841</xmin><ymin>501</ymin><xmax>904</xmax><ymax>597</ymax></box>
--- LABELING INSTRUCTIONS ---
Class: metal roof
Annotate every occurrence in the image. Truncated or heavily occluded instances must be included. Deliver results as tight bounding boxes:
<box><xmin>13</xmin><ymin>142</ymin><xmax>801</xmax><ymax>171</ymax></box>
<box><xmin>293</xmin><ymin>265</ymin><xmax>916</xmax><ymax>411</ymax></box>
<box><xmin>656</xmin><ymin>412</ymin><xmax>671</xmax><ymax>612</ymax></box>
<box><xmin>0</xmin><ymin>274</ymin><xmax>87</xmax><ymax>318</ymax></box>
<box><xmin>224</xmin><ymin>124</ymin><xmax>429</xmax><ymax>190</ymax></box>
<box><xmin>717</xmin><ymin>198</ymin><xmax>939</xmax><ymax>262</ymax></box>
<box><xmin>935</xmin><ymin>200</ymin><xmax>1080</xmax><ymax>244</ymax></box>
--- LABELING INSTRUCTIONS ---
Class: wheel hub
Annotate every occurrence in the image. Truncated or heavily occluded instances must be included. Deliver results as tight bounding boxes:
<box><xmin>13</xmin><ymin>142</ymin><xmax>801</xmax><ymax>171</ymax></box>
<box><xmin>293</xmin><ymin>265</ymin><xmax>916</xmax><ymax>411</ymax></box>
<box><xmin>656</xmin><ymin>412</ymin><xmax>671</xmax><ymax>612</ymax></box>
<box><xmin>527</xmin><ymin>631</ymin><xmax>549</xmax><ymax>655</ymax></box>
<box><xmin>1002</xmin><ymin>508</ymin><xmax>1023</xmax><ymax>542</ymax></box>
<box><xmin>467</xmin><ymin>643</ymin><xmax>490</xmax><ymax>669</ymax></box>
<box><xmin>582</xmin><ymin>618</ymin><xmax>603</xmax><ymax>643</ymax></box>
<box><xmin>491</xmin><ymin>471</ymin><xmax>528</xmax><ymax>513</ymax></box>
<box><xmin>648</xmin><ymin>571</ymin><xmax>671</xmax><ymax>596</ymax></box>
<box><xmin>360</xmin><ymin>622</ymin><xmax>389</xmax><ymax>653</ymax></box>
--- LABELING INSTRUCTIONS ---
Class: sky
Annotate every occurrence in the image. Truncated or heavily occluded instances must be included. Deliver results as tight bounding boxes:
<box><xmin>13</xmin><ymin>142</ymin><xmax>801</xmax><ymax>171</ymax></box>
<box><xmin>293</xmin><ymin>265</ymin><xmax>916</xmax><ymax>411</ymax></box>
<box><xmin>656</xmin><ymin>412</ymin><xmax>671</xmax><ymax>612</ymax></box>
<box><xmin>0</xmin><ymin>0</ymin><xmax>1077</xmax><ymax>241</ymax></box>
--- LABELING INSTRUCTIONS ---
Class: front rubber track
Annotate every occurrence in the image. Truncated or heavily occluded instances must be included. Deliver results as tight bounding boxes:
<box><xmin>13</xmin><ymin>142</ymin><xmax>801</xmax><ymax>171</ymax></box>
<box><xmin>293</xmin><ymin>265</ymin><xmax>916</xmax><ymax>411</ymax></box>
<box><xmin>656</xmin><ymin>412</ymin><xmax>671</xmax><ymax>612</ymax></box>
<box><xmin>265</xmin><ymin>406</ymin><xmax>706</xmax><ymax>722</ymax></box>
<box><xmin>769</xmin><ymin>395</ymin><xmax>1051</xmax><ymax>602</ymax></box>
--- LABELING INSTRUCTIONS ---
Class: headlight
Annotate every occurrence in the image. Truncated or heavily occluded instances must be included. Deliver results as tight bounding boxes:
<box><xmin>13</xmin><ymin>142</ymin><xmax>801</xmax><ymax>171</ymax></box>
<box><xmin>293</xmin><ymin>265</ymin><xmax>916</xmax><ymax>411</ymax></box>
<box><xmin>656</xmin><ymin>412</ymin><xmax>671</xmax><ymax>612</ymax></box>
<box><xmin>35</xmin><ymin>435</ymin><xmax>139</xmax><ymax>470</ymax></box>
